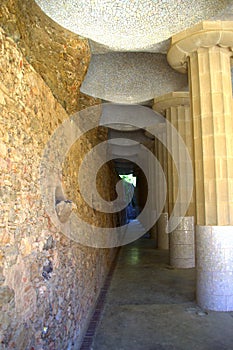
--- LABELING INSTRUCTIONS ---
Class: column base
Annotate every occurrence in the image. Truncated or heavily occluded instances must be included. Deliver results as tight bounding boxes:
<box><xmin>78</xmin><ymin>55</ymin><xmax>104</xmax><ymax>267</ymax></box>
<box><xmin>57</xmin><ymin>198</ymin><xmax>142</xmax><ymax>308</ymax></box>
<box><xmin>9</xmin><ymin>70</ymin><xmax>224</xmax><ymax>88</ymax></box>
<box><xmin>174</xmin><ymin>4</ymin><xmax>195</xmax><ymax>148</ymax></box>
<box><xmin>196</xmin><ymin>226</ymin><xmax>233</xmax><ymax>311</ymax></box>
<box><xmin>170</xmin><ymin>216</ymin><xmax>195</xmax><ymax>268</ymax></box>
<box><xmin>157</xmin><ymin>213</ymin><xmax>168</xmax><ymax>250</ymax></box>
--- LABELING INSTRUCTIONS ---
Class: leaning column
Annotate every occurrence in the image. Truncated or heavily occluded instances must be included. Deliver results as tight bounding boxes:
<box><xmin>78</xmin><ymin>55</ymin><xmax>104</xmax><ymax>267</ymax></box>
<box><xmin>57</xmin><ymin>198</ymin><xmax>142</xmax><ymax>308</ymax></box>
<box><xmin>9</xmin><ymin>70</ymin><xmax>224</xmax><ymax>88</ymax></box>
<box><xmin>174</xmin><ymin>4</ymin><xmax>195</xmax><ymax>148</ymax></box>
<box><xmin>168</xmin><ymin>21</ymin><xmax>233</xmax><ymax>311</ymax></box>
<box><xmin>153</xmin><ymin>92</ymin><xmax>195</xmax><ymax>268</ymax></box>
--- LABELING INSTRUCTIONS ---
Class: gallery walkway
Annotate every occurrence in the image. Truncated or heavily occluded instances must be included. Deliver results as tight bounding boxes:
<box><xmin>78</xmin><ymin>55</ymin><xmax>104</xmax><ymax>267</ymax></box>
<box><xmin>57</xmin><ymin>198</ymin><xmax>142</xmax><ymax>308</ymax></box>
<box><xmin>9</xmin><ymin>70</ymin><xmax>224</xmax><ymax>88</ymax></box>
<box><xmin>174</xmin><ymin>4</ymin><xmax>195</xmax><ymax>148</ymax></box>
<box><xmin>89</xmin><ymin>238</ymin><xmax>233</xmax><ymax>350</ymax></box>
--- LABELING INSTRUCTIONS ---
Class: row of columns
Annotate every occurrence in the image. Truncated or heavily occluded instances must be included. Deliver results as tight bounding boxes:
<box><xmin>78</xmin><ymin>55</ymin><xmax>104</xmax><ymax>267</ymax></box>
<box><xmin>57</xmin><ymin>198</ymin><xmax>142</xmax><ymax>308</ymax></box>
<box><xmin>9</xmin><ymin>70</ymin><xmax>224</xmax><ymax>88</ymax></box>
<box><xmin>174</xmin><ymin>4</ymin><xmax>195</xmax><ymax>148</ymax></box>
<box><xmin>152</xmin><ymin>21</ymin><xmax>233</xmax><ymax>311</ymax></box>
<box><xmin>153</xmin><ymin>93</ymin><xmax>195</xmax><ymax>269</ymax></box>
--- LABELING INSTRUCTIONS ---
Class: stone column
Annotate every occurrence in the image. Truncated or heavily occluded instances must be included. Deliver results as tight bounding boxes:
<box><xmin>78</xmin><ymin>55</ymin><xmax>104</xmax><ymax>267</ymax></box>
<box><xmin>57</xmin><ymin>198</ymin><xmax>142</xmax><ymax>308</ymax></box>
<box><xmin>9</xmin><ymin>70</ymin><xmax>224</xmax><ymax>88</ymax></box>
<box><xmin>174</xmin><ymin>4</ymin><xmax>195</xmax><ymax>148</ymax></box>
<box><xmin>142</xmin><ymin>142</ymin><xmax>156</xmax><ymax>237</ymax></box>
<box><xmin>154</xmin><ymin>124</ymin><xmax>169</xmax><ymax>250</ymax></box>
<box><xmin>153</xmin><ymin>92</ymin><xmax>195</xmax><ymax>268</ymax></box>
<box><xmin>157</xmin><ymin>212</ymin><xmax>169</xmax><ymax>249</ymax></box>
<box><xmin>168</xmin><ymin>21</ymin><xmax>233</xmax><ymax>310</ymax></box>
<box><xmin>149</xmin><ymin>139</ymin><xmax>158</xmax><ymax>243</ymax></box>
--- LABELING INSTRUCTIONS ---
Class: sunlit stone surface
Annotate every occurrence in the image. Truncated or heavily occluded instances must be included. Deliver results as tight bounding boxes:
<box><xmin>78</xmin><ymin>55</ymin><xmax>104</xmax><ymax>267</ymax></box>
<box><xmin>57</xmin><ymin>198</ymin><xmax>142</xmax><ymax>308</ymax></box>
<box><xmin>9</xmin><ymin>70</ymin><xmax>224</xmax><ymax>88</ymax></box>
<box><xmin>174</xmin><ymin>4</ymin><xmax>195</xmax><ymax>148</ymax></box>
<box><xmin>34</xmin><ymin>0</ymin><xmax>230</xmax><ymax>51</ymax></box>
<box><xmin>81</xmin><ymin>53</ymin><xmax>188</xmax><ymax>104</ymax></box>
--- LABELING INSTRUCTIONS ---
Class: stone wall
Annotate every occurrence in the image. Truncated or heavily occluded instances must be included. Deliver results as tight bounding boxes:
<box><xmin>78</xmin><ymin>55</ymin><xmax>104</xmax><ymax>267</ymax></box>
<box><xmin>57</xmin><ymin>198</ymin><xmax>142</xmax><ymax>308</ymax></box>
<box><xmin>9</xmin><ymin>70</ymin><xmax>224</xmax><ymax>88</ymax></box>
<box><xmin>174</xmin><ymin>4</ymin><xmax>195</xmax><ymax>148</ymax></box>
<box><xmin>0</xmin><ymin>28</ymin><xmax>118</xmax><ymax>349</ymax></box>
<box><xmin>0</xmin><ymin>0</ymin><xmax>100</xmax><ymax>115</ymax></box>
<box><xmin>63</xmin><ymin>129</ymin><xmax>119</xmax><ymax>228</ymax></box>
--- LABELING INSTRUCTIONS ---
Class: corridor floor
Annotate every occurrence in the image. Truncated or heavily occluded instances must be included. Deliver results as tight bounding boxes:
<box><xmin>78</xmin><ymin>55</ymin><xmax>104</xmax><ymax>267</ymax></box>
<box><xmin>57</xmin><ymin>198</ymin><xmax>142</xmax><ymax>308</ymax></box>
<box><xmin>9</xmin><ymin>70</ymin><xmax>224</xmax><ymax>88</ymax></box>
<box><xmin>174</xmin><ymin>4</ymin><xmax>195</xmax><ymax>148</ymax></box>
<box><xmin>91</xmin><ymin>238</ymin><xmax>233</xmax><ymax>350</ymax></box>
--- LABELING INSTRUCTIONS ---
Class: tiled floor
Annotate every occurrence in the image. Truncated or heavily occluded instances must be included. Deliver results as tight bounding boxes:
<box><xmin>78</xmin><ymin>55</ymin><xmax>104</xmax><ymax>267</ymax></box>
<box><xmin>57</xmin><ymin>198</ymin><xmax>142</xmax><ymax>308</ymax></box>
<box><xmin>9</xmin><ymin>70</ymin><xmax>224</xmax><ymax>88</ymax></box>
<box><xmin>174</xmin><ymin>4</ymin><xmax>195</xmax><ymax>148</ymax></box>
<box><xmin>82</xmin><ymin>237</ymin><xmax>233</xmax><ymax>350</ymax></box>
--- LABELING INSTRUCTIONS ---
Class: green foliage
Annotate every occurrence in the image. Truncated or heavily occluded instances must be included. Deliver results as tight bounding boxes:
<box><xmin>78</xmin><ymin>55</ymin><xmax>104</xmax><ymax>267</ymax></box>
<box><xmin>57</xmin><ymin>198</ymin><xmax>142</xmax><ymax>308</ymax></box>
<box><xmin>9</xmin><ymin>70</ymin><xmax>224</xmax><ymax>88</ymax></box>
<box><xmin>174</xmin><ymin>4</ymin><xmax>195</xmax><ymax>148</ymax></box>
<box><xmin>119</xmin><ymin>174</ymin><xmax>136</xmax><ymax>187</ymax></box>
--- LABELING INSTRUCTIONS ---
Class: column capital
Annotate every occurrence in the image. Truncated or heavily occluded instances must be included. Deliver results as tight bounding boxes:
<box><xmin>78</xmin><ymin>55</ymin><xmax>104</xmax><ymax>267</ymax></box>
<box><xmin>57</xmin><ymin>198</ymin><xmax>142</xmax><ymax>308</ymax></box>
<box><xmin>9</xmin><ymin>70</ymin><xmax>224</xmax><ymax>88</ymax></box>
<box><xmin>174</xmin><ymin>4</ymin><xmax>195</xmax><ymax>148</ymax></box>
<box><xmin>153</xmin><ymin>91</ymin><xmax>190</xmax><ymax>115</ymax></box>
<box><xmin>168</xmin><ymin>21</ymin><xmax>233</xmax><ymax>73</ymax></box>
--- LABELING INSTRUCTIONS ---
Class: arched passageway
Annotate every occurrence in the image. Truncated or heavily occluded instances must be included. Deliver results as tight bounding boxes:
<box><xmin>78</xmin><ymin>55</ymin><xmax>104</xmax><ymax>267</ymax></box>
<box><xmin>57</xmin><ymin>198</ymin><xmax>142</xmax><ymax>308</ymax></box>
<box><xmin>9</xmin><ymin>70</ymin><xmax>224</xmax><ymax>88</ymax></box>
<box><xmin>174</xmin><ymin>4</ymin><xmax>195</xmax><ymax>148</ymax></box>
<box><xmin>1</xmin><ymin>2</ymin><xmax>233</xmax><ymax>349</ymax></box>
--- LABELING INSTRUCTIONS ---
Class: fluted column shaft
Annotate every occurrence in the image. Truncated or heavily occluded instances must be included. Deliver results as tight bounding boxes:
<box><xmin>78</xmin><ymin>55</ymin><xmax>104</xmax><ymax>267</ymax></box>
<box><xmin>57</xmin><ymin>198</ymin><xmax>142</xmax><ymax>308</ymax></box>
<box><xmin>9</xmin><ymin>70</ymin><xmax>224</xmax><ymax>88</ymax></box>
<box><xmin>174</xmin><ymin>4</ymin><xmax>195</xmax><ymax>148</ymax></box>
<box><xmin>189</xmin><ymin>46</ymin><xmax>233</xmax><ymax>225</ymax></box>
<box><xmin>168</xmin><ymin>21</ymin><xmax>233</xmax><ymax>226</ymax></box>
<box><xmin>168</xmin><ymin>20</ymin><xmax>233</xmax><ymax>310</ymax></box>
<box><xmin>149</xmin><ymin>140</ymin><xmax>158</xmax><ymax>242</ymax></box>
<box><xmin>153</xmin><ymin>92</ymin><xmax>195</xmax><ymax>262</ymax></box>
<box><xmin>153</xmin><ymin>125</ymin><xmax>169</xmax><ymax>249</ymax></box>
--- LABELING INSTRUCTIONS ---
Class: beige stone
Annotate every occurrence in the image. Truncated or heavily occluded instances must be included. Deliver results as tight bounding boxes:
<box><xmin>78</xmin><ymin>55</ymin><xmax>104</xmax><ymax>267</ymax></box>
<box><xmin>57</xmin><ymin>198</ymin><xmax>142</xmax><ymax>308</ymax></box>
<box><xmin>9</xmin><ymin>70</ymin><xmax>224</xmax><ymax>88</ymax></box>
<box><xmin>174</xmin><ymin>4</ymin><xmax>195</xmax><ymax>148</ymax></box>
<box><xmin>0</xmin><ymin>0</ymin><xmax>100</xmax><ymax>114</ymax></box>
<box><xmin>168</xmin><ymin>21</ymin><xmax>233</xmax><ymax>73</ymax></box>
<box><xmin>0</xmin><ymin>27</ymin><xmax>118</xmax><ymax>348</ymax></box>
<box><xmin>153</xmin><ymin>92</ymin><xmax>195</xmax><ymax>218</ymax></box>
<box><xmin>168</xmin><ymin>21</ymin><xmax>233</xmax><ymax>225</ymax></box>
<box><xmin>20</xmin><ymin>238</ymin><xmax>32</xmax><ymax>257</ymax></box>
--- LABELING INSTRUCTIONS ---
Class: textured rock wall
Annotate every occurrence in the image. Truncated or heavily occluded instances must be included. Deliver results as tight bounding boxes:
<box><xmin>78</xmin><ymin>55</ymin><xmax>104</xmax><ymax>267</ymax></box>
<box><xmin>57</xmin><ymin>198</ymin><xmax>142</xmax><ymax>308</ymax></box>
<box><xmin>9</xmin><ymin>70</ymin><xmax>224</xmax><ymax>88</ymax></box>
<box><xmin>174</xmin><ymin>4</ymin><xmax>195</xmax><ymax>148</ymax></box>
<box><xmin>0</xmin><ymin>28</ymin><xmax>118</xmax><ymax>349</ymax></box>
<box><xmin>0</xmin><ymin>0</ymin><xmax>100</xmax><ymax>115</ymax></box>
<box><xmin>64</xmin><ymin>130</ymin><xmax>119</xmax><ymax>228</ymax></box>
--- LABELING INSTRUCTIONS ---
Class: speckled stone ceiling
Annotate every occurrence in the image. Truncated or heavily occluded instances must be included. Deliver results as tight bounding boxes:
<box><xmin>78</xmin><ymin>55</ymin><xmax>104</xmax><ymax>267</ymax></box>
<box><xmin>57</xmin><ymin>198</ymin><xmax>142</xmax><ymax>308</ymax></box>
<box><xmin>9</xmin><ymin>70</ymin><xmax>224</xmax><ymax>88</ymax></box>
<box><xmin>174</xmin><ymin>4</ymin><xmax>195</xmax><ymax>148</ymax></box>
<box><xmin>80</xmin><ymin>52</ymin><xmax>188</xmax><ymax>104</ymax></box>
<box><xmin>99</xmin><ymin>104</ymin><xmax>164</xmax><ymax>131</ymax></box>
<box><xmin>34</xmin><ymin>0</ymin><xmax>230</xmax><ymax>51</ymax></box>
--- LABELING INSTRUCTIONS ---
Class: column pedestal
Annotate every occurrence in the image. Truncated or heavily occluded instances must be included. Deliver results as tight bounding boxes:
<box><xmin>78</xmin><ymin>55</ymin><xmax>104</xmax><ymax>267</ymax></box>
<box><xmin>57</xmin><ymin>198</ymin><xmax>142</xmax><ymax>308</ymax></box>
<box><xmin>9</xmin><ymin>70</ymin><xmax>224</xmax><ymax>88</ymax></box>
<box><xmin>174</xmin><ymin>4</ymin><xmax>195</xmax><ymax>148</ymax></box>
<box><xmin>196</xmin><ymin>226</ymin><xmax>233</xmax><ymax>311</ymax></box>
<box><xmin>170</xmin><ymin>216</ymin><xmax>195</xmax><ymax>268</ymax></box>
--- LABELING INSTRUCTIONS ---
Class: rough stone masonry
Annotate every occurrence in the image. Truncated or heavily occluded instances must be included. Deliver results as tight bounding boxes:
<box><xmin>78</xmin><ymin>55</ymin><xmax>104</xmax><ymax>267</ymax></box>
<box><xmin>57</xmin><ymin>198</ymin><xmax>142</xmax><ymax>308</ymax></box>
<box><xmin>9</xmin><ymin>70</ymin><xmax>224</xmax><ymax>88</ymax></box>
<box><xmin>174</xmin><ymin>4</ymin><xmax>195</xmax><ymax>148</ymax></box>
<box><xmin>0</xmin><ymin>23</ymin><xmax>119</xmax><ymax>350</ymax></box>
